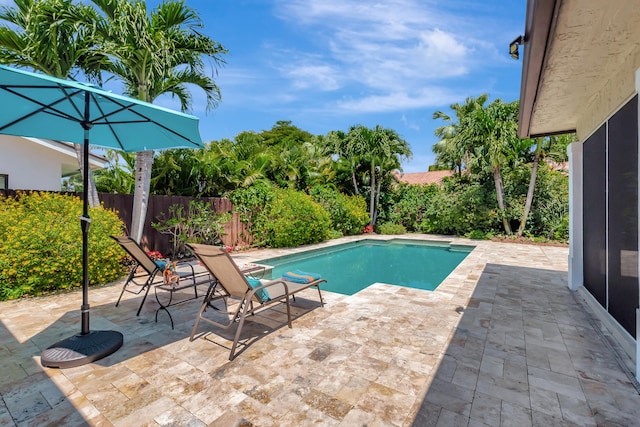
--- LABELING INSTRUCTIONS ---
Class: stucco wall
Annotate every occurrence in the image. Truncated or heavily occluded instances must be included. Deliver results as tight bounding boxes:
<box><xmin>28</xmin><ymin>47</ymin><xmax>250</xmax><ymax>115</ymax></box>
<box><xmin>576</xmin><ymin>47</ymin><xmax>640</xmax><ymax>140</ymax></box>
<box><xmin>0</xmin><ymin>135</ymin><xmax>68</xmax><ymax>191</ymax></box>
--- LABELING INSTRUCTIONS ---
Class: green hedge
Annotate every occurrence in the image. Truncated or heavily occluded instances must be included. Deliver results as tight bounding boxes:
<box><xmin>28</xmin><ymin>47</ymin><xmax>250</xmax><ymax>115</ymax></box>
<box><xmin>228</xmin><ymin>182</ymin><xmax>276</xmax><ymax>246</ymax></box>
<box><xmin>0</xmin><ymin>192</ymin><xmax>126</xmax><ymax>300</ymax></box>
<box><xmin>377</xmin><ymin>222</ymin><xmax>407</xmax><ymax>235</ymax></box>
<box><xmin>310</xmin><ymin>185</ymin><xmax>369</xmax><ymax>236</ymax></box>
<box><xmin>264</xmin><ymin>188</ymin><xmax>331</xmax><ymax>248</ymax></box>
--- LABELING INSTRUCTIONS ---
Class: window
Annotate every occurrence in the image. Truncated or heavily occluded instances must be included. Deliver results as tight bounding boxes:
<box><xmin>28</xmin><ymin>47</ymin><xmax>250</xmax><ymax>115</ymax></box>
<box><xmin>0</xmin><ymin>174</ymin><xmax>7</xmax><ymax>190</ymax></box>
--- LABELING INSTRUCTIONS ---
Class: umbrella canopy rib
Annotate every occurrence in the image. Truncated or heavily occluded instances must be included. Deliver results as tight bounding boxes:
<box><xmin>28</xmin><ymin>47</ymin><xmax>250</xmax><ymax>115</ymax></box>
<box><xmin>0</xmin><ymin>85</ymin><xmax>85</xmax><ymax>131</ymax></box>
<box><xmin>87</xmin><ymin>93</ymin><xmax>202</xmax><ymax>149</ymax></box>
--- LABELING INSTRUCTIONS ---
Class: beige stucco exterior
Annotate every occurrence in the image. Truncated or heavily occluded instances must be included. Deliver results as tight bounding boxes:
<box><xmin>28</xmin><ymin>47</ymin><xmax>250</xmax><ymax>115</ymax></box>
<box><xmin>576</xmin><ymin>45</ymin><xmax>640</xmax><ymax>141</ymax></box>
<box><xmin>528</xmin><ymin>0</ymin><xmax>640</xmax><ymax>139</ymax></box>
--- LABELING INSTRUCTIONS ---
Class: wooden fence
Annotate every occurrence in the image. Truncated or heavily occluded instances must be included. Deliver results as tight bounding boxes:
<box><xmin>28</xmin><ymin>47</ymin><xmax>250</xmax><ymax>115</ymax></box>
<box><xmin>99</xmin><ymin>193</ymin><xmax>253</xmax><ymax>254</ymax></box>
<box><xmin>1</xmin><ymin>190</ymin><xmax>253</xmax><ymax>255</ymax></box>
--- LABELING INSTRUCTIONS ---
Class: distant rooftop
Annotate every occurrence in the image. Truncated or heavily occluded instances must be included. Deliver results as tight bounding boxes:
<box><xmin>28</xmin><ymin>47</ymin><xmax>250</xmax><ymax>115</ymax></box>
<box><xmin>394</xmin><ymin>170</ymin><xmax>454</xmax><ymax>185</ymax></box>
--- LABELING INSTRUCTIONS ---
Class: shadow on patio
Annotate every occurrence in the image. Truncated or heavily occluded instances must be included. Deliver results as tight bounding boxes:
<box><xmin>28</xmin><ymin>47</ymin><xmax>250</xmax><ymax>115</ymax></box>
<box><xmin>0</xmin><ymin>279</ymin><xmax>325</xmax><ymax>425</ymax></box>
<box><xmin>411</xmin><ymin>263</ymin><xmax>640</xmax><ymax>426</ymax></box>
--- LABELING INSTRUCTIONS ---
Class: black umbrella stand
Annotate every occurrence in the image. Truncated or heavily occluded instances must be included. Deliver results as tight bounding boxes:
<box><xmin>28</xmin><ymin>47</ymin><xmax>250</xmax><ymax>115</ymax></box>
<box><xmin>41</xmin><ymin>92</ymin><xmax>123</xmax><ymax>368</ymax></box>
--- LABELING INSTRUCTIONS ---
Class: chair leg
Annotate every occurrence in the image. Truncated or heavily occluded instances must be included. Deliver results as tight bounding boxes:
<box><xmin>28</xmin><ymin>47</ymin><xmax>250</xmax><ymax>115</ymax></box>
<box><xmin>317</xmin><ymin>285</ymin><xmax>324</xmax><ymax>307</ymax></box>
<box><xmin>229</xmin><ymin>298</ymin><xmax>253</xmax><ymax>360</ymax></box>
<box><xmin>285</xmin><ymin>295</ymin><xmax>293</xmax><ymax>328</ymax></box>
<box><xmin>135</xmin><ymin>281</ymin><xmax>152</xmax><ymax>316</ymax></box>
<box><xmin>190</xmin><ymin>281</ymin><xmax>218</xmax><ymax>341</ymax></box>
<box><xmin>115</xmin><ymin>268</ymin><xmax>136</xmax><ymax>307</ymax></box>
<box><xmin>115</xmin><ymin>283</ymin><xmax>128</xmax><ymax>308</ymax></box>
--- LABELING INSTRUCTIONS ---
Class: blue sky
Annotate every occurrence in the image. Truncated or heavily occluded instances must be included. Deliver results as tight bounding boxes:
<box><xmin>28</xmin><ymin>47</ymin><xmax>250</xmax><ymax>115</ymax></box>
<box><xmin>2</xmin><ymin>0</ymin><xmax>528</xmax><ymax>172</ymax></box>
<box><xmin>168</xmin><ymin>0</ymin><xmax>528</xmax><ymax>172</ymax></box>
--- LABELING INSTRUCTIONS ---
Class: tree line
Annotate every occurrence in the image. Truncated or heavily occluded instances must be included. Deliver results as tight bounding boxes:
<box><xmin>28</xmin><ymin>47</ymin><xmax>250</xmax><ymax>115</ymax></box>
<box><xmin>0</xmin><ymin>0</ymin><xmax>572</xmax><ymax>242</ymax></box>
<box><xmin>93</xmin><ymin>120</ymin><xmax>412</xmax><ymax>230</ymax></box>
<box><xmin>432</xmin><ymin>95</ymin><xmax>573</xmax><ymax>238</ymax></box>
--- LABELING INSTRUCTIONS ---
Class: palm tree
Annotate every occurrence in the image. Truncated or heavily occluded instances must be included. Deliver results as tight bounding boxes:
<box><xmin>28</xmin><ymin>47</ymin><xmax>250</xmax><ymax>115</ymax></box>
<box><xmin>516</xmin><ymin>132</ymin><xmax>575</xmax><ymax>237</ymax></box>
<box><xmin>325</xmin><ymin>129</ymin><xmax>360</xmax><ymax>194</ymax></box>
<box><xmin>94</xmin><ymin>150</ymin><xmax>135</xmax><ymax>194</ymax></box>
<box><xmin>372</xmin><ymin>127</ymin><xmax>411</xmax><ymax>224</ymax></box>
<box><xmin>432</xmin><ymin>94</ymin><xmax>489</xmax><ymax>175</ymax></box>
<box><xmin>89</xmin><ymin>0</ymin><xmax>227</xmax><ymax>242</ymax></box>
<box><xmin>0</xmin><ymin>0</ymin><xmax>104</xmax><ymax>206</ymax></box>
<box><xmin>517</xmin><ymin>137</ymin><xmax>541</xmax><ymax>237</ymax></box>
<box><xmin>347</xmin><ymin>125</ymin><xmax>411</xmax><ymax>226</ymax></box>
<box><xmin>473</xmin><ymin>99</ymin><xmax>520</xmax><ymax>235</ymax></box>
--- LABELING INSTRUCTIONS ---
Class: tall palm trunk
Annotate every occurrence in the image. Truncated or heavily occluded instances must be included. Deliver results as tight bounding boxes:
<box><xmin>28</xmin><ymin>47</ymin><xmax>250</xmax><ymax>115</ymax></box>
<box><xmin>349</xmin><ymin>158</ymin><xmax>359</xmax><ymax>194</ymax></box>
<box><xmin>493</xmin><ymin>166</ymin><xmax>512</xmax><ymax>234</ymax></box>
<box><xmin>369</xmin><ymin>161</ymin><xmax>376</xmax><ymax>225</ymax></box>
<box><xmin>517</xmin><ymin>142</ymin><xmax>541</xmax><ymax>237</ymax></box>
<box><xmin>373</xmin><ymin>167</ymin><xmax>383</xmax><ymax>225</ymax></box>
<box><xmin>351</xmin><ymin>169</ymin><xmax>360</xmax><ymax>195</ymax></box>
<box><xmin>74</xmin><ymin>144</ymin><xmax>100</xmax><ymax>208</ymax></box>
<box><xmin>130</xmin><ymin>150</ymin><xmax>153</xmax><ymax>243</ymax></box>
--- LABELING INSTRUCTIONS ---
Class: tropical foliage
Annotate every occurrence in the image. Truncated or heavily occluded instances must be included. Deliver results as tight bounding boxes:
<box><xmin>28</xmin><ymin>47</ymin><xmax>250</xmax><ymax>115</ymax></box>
<box><xmin>309</xmin><ymin>185</ymin><xmax>369</xmax><ymax>236</ymax></box>
<box><xmin>0</xmin><ymin>192</ymin><xmax>125</xmax><ymax>300</ymax></box>
<box><xmin>431</xmin><ymin>94</ymin><xmax>573</xmax><ymax>239</ymax></box>
<box><xmin>88</xmin><ymin>0</ymin><xmax>227</xmax><ymax>243</ymax></box>
<box><xmin>263</xmin><ymin>188</ymin><xmax>331</xmax><ymax>248</ymax></box>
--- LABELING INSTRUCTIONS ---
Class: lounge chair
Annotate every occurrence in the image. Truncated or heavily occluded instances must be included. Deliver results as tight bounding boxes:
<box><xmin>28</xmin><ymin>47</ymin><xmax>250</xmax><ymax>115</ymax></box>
<box><xmin>186</xmin><ymin>243</ymin><xmax>325</xmax><ymax>360</ymax></box>
<box><xmin>111</xmin><ymin>235</ymin><xmax>199</xmax><ymax>316</ymax></box>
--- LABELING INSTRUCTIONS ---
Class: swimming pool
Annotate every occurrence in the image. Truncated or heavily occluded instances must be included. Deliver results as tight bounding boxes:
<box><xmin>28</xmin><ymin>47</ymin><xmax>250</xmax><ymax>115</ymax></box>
<box><xmin>258</xmin><ymin>239</ymin><xmax>473</xmax><ymax>295</ymax></box>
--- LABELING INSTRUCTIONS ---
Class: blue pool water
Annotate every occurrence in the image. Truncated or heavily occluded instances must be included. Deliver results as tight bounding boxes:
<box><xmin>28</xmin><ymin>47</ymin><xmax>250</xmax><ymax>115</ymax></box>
<box><xmin>259</xmin><ymin>239</ymin><xmax>473</xmax><ymax>295</ymax></box>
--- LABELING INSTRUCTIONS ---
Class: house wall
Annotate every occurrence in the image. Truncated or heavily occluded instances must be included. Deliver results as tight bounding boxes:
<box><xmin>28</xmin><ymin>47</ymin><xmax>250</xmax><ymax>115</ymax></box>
<box><xmin>570</xmin><ymin>72</ymin><xmax>640</xmax><ymax>381</ymax></box>
<box><xmin>576</xmin><ymin>47</ymin><xmax>640</xmax><ymax>141</ymax></box>
<box><xmin>0</xmin><ymin>135</ymin><xmax>69</xmax><ymax>191</ymax></box>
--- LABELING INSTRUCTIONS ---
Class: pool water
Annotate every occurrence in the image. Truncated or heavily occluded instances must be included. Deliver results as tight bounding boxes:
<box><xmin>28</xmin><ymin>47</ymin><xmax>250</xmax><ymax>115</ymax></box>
<box><xmin>259</xmin><ymin>239</ymin><xmax>473</xmax><ymax>295</ymax></box>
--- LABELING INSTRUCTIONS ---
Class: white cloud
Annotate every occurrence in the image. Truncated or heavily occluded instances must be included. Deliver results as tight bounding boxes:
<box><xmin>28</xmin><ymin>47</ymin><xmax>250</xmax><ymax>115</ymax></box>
<box><xmin>282</xmin><ymin>63</ymin><xmax>341</xmax><ymax>91</ymax></box>
<box><xmin>401</xmin><ymin>114</ymin><xmax>420</xmax><ymax>131</ymax></box>
<box><xmin>271</xmin><ymin>0</ymin><xmax>493</xmax><ymax>113</ymax></box>
<box><xmin>335</xmin><ymin>87</ymin><xmax>461</xmax><ymax>113</ymax></box>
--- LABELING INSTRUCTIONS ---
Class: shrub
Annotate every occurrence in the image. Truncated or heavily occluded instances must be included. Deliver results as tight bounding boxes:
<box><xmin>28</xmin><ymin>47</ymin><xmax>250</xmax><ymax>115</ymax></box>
<box><xmin>529</xmin><ymin>167</ymin><xmax>569</xmax><ymax>241</ymax></box>
<box><xmin>377</xmin><ymin>222</ymin><xmax>407</xmax><ymax>235</ymax></box>
<box><xmin>420</xmin><ymin>179</ymin><xmax>498</xmax><ymax>235</ymax></box>
<box><xmin>152</xmin><ymin>200</ymin><xmax>231</xmax><ymax>258</ymax></box>
<box><xmin>388</xmin><ymin>183</ymin><xmax>438</xmax><ymax>231</ymax></box>
<box><xmin>0</xmin><ymin>192</ymin><xmax>126</xmax><ymax>300</ymax></box>
<box><xmin>228</xmin><ymin>182</ymin><xmax>276</xmax><ymax>246</ymax></box>
<box><xmin>465</xmin><ymin>229</ymin><xmax>494</xmax><ymax>240</ymax></box>
<box><xmin>264</xmin><ymin>189</ymin><xmax>331</xmax><ymax>248</ymax></box>
<box><xmin>309</xmin><ymin>185</ymin><xmax>369</xmax><ymax>236</ymax></box>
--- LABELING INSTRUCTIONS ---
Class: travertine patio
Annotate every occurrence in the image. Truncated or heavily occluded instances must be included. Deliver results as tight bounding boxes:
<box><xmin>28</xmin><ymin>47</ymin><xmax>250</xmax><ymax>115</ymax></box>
<box><xmin>1</xmin><ymin>235</ymin><xmax>639</xmax><ymax>426</ymax></box>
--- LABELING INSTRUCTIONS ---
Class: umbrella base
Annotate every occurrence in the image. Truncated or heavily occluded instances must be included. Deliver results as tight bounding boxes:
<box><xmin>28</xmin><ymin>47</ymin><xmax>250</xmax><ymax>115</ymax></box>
<box><xmin>41</xmin><ymin>330</ymin><xmax>123</xmax><ymax>369</ymax></box>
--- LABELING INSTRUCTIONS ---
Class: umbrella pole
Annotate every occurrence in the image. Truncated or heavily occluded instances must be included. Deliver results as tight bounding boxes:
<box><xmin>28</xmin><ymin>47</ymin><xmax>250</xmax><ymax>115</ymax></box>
<box><xmin>81</xmin><ymin>120</ymin><xmax>90</xmax><ymax>335</ymax></box>
<box><xmin>40</xmin><ymin>91</ymin><xmax>123</xmax><ymax>368</ymax></box>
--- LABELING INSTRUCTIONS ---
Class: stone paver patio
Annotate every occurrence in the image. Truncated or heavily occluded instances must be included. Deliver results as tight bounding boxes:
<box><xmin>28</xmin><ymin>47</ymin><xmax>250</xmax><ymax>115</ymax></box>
<box><xmin>1</xmin><ymin>235</ymin><xmax>639</xmax><ymax>426</ymax></box>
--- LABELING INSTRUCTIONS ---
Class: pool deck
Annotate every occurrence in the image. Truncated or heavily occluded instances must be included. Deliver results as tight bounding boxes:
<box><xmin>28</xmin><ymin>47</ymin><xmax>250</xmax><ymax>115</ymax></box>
<box><xmin>1</xmin><ymin>235</ymin><xmax>639</xmax><ymax>426</ymax></box>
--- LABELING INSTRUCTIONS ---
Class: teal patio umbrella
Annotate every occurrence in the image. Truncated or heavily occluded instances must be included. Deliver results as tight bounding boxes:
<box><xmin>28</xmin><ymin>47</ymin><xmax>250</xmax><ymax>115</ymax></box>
<box><xmin>0</xmin><ymin>65</ymin><xmax>204</xmax><ymax>368</ymax></box>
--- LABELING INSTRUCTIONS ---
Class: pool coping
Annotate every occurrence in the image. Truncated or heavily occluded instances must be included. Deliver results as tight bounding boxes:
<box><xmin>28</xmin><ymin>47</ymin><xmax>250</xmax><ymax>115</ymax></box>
<box><xmin>232</xmin><ymin>234</ymin><xmax>480</xmax><ymax>298</ymax></box>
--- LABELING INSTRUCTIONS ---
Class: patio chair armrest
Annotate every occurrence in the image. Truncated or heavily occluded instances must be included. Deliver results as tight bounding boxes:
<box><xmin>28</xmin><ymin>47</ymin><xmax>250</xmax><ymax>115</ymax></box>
<box><xmin>174</xmin><ymin>260</ymin><xmax>196</xmax><ymax>277</ymax></box>
<box><xmin>245</xmin><ymin>279</ymin><xmax>297</xmax><ymax>303</ymax></box>
<box><xmin>257</xmin><ymin>278</ymin><xmax>325</xmax><ymax>300</ymax></box>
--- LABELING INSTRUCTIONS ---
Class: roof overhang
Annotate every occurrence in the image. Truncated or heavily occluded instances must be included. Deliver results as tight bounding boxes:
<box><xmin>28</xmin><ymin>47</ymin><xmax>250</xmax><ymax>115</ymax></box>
<box><xmin>518</xmin><ymin>0</ymin><xmax>640</xmax><ymax>138</ymax></box>
<box><xmin>24</xmin><ymin>137</ymin><xmax>108</xmax><ymax>174</ymax></box>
